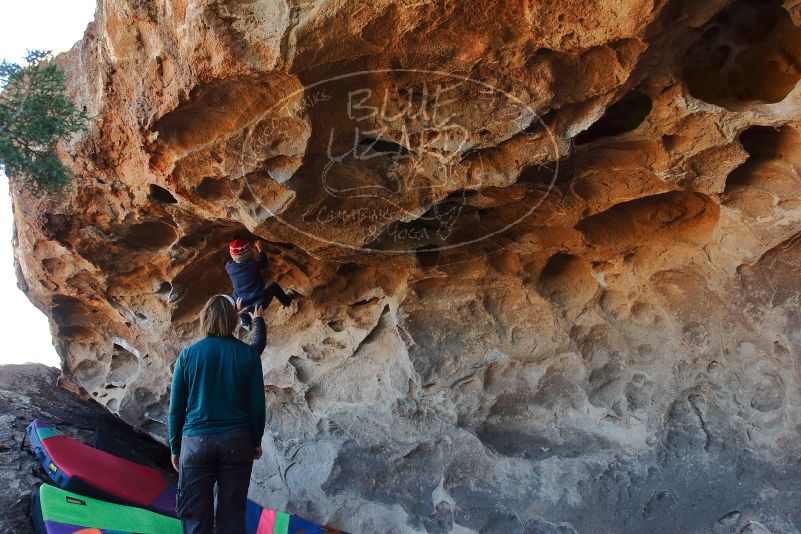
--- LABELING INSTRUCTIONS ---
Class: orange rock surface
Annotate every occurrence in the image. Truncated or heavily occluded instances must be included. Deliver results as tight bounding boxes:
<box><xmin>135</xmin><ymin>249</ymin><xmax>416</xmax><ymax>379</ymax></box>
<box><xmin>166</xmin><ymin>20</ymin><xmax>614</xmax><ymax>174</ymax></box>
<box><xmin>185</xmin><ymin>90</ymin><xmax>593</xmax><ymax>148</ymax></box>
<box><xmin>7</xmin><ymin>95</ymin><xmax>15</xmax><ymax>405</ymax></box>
<box><xmin>10</xmin><ymin>1</ymin><xmax>801</xmax><ymax>531</ymax></box>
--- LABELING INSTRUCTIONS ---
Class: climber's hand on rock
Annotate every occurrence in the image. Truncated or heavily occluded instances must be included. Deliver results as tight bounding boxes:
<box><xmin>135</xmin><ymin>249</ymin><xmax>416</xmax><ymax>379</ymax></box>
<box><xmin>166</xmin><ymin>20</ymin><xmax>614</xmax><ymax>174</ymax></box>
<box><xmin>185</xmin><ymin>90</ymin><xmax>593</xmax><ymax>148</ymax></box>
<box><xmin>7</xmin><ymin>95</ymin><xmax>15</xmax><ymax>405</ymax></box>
<box><xmin>249</xmin><ymin>305</ymin><xmax>264</xmax><ymax>320</ymax></box>
<box><xmin>254</xmin><ymin>239</ymin><xmax>263</xmax><ymax>252</ymax></box>
<box><xmin>253</xmin><ymin>447</ymin><xmax>263</xmax><ymax>460</ymax></box>
<box><xmin>171</xmin><ymin>454</ymin><xmax>179</xmax><ymax>473</ymax></box>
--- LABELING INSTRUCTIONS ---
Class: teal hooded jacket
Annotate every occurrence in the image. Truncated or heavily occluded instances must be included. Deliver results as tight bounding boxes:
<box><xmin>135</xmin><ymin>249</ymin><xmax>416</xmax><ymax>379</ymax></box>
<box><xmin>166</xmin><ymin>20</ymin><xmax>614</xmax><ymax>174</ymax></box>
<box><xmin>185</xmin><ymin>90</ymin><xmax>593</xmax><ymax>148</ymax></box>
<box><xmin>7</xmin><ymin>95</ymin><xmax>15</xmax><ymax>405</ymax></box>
<box><xmin>168</xmin><ymin>318</ymin><xmax>266</xmax><ymax>454</ymax></box>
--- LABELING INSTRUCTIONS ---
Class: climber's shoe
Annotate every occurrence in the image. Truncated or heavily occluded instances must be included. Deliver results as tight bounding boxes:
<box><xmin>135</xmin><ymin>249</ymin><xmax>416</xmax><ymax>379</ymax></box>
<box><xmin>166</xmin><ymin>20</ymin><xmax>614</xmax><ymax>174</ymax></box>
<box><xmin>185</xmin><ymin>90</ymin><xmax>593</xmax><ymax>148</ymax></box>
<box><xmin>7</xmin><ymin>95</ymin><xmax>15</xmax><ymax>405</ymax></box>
<box><xmin>286</xmin><ymin>288</ymin><xmax>306</xmax><ymax>299</ymax></box>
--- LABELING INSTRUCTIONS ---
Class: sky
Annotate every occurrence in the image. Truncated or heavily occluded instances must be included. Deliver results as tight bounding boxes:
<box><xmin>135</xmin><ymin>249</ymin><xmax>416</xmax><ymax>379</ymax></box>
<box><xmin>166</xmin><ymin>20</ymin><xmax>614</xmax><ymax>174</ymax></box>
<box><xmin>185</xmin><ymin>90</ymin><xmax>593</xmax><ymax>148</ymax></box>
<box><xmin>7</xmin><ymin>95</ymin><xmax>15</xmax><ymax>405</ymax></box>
<box><xmin>0</xmin><ymin>0</ymin><xmax>97</xmax><ymax>365</ymax></box>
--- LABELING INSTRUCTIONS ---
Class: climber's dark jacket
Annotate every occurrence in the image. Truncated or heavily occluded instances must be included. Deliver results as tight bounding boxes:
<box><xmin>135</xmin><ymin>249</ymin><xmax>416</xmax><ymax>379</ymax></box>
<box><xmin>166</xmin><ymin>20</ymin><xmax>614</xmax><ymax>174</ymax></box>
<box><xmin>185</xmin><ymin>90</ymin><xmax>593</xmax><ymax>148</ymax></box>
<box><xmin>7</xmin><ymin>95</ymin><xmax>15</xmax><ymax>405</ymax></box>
<box><xmin>225</xmin><ymin>252</ymin><xmax>268</xmax><ymax>306</ymax></box>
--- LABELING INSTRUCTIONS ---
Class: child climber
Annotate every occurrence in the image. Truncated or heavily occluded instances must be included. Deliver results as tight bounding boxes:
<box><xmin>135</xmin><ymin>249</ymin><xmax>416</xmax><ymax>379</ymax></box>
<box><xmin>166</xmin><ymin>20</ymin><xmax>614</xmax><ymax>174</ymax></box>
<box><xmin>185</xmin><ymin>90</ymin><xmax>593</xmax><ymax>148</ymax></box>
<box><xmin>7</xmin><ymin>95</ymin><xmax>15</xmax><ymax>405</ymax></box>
<box><xmin>226</xmin><ymin>238</ymin><xmax>297</xmax><ymax>330</ymax></box>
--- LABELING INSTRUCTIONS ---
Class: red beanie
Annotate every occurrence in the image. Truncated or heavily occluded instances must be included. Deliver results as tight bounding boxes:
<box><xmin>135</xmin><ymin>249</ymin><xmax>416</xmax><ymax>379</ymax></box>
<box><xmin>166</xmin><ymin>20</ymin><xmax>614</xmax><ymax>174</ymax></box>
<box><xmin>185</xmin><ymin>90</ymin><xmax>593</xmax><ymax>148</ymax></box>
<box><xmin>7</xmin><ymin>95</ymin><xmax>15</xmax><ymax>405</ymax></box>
<box><xmin>229</xmin><ymin>239</ymin><xmax>250</xmax><ymax>258</ymax></box>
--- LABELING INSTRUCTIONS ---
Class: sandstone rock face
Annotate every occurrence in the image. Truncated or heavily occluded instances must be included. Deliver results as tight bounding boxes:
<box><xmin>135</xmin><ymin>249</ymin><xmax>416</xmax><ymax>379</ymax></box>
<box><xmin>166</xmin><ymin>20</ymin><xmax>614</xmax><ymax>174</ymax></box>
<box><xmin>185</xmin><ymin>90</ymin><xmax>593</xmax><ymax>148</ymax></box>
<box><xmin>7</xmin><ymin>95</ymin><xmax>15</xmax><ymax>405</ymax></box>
<box><xmin>10</xmin><ymin>0</ymin><xmax>801</xmax><ymax>531</ymax></box>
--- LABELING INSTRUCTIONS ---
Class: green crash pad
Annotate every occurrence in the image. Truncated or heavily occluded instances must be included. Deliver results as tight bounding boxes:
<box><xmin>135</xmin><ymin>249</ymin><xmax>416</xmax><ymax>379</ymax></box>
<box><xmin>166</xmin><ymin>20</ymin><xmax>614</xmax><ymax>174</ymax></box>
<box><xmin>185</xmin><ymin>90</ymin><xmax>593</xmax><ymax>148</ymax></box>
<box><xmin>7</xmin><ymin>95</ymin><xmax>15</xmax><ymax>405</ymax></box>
<box><xmin>37</xmin><ymin>484</ymin><xmax>181</xmax><ymax>533</ymax></box>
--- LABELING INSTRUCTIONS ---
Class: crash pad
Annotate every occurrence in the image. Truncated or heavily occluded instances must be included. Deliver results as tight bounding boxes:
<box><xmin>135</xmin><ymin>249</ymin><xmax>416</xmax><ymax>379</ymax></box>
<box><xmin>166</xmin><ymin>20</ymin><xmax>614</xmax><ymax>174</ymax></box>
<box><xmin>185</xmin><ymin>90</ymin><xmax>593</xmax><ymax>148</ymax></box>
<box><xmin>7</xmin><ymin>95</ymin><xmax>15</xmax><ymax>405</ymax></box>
<box><xmin>27</xmin><ymin>419</ymin><xmax>345</xmax><ymax>533</ymax></box>
<box><xmin>31</xmin><ymin>483</ymin><xmax>181</xmax><ymax>534</ymax></box>
<box><xmin>27</xmin><ymin>419</ymin><xmax>175</xmax><ymax>517</ymax></box>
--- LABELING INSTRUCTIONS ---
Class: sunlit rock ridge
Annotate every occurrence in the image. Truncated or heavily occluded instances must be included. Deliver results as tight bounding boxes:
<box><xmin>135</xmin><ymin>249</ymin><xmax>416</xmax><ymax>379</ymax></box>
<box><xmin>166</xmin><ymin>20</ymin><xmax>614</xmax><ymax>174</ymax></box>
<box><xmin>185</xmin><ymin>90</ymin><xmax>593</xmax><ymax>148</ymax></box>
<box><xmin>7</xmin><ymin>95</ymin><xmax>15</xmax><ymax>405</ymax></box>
<box><xmin>11</xmin><ymin>0</ymin><xmax>801</xmax><ymax>531</ymax></box>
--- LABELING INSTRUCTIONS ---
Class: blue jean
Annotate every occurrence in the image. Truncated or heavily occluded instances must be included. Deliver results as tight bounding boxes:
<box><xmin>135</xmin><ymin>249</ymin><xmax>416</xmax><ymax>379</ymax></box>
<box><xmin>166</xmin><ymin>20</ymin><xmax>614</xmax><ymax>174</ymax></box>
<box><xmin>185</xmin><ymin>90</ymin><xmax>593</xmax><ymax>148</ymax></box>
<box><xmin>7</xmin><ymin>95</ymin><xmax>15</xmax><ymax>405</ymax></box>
<box><xmin>240</xmin><ymin>282</ymin><xmax>293</xmax><ymax>312</ymax></box>
<box><xmin>239</xmin><ymin>283</ymin><xmax>293</xmax><ymax>329</ymax></box>
<box><xmin>177</xmin><ymin>428</ymin><xmax>254</xmax><ymax>534</ymax></box>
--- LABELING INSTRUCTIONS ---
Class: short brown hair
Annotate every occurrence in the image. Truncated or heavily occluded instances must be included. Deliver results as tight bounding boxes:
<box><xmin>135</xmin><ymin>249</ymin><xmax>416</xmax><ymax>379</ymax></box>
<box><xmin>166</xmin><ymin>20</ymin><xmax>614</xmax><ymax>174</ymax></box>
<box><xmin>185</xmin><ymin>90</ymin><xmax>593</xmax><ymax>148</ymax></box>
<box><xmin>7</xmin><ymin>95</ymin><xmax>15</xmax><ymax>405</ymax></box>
<box><xmin>199</xmin><ymin>295</ymin><xmax>238</xmax><ymax>337</ymax></box>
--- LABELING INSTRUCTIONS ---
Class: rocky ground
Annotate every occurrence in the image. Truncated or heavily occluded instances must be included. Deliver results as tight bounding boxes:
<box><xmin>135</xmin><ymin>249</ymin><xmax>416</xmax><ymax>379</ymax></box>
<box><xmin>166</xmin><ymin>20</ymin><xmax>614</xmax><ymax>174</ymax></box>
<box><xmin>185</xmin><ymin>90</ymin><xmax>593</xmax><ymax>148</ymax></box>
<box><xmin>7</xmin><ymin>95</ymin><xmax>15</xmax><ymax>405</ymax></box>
<box><xmin>7</xmin><ymin>0</ymin><xmax>801</xmax><ymax>531</ymax></box>
<box><xmin>0</xmin><ymin>364</ymin><xmax>171</xmax><ymax>534</ymax></box>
